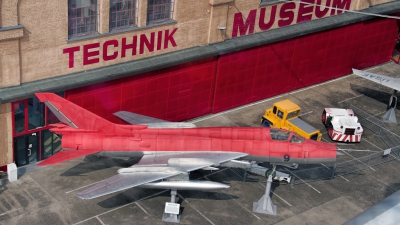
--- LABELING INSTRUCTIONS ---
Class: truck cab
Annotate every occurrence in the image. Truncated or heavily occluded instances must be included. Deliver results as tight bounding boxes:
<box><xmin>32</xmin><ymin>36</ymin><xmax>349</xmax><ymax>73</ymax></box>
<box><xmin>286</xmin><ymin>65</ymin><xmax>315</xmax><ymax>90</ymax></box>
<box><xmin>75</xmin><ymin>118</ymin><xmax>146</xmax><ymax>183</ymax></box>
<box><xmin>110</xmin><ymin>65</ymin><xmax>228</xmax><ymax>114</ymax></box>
<box><xmin>261</xmin><ymin>100</ymin><xmax>322</xmax><ymax>141</ymax></box>
<box><xmin>322</xmin><ymin>108</ymin><xmax>363</xmax><ymax>142</ymax></box>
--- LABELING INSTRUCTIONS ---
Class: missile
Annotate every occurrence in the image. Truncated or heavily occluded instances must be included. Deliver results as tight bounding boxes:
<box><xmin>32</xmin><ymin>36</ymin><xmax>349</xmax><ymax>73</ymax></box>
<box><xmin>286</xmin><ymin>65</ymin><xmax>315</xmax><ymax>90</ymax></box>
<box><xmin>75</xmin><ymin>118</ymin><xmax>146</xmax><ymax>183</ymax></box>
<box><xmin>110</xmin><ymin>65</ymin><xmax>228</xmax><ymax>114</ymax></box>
<box><xmin>138</xmin><ymin>180</ymin><xmax>229</xmax><ymax>191</ymax></box>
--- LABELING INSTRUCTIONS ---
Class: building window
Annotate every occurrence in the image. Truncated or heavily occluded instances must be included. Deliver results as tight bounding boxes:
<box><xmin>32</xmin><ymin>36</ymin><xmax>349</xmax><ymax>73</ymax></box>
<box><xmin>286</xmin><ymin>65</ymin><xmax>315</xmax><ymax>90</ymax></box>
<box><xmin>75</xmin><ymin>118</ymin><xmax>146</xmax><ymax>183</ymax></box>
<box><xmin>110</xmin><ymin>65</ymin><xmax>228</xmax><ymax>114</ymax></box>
<box><xmin>110</xmin><ymin>0</ymin><xmax>138</xmax><ymax>30</ymax></box>
<box><xmin>147</xmin><ymin>0</ymin><xmax>174</xmax><ymax>25</ymax></box>
<box><xmin>68</xmin><ymin>0</ymin><xmax>99</xmax><ymax>38</ymax></box>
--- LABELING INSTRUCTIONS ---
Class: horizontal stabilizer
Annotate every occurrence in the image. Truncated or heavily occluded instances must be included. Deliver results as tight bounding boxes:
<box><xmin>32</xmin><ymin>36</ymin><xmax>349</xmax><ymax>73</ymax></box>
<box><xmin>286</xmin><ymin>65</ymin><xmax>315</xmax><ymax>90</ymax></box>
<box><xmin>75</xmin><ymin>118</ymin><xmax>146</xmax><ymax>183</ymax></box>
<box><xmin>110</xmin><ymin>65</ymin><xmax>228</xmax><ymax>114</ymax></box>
<box><xmin>38</xmin><ymin>149</ymin><xmax>100</xmax><ymax>166</ymax></box>
<box><xmin>114</xmin><ymin>111</ymin><xmax>196</xmax><ymax>128</ymax></box>
<box><xmin>114</xmin><ymin>111</ymin><xmax>168</xmax><ymax>124</ymax></box>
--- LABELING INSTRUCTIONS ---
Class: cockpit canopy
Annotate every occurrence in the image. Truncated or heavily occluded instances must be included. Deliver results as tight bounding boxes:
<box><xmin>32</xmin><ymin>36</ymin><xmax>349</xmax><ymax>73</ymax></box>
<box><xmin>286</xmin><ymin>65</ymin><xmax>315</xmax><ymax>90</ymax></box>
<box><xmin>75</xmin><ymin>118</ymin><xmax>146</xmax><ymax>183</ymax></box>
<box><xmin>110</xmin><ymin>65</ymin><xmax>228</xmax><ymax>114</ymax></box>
<box><xmin>270</xmin><ymin>129</ymin><xmax>304</xmax><ymax>143</ymax></box>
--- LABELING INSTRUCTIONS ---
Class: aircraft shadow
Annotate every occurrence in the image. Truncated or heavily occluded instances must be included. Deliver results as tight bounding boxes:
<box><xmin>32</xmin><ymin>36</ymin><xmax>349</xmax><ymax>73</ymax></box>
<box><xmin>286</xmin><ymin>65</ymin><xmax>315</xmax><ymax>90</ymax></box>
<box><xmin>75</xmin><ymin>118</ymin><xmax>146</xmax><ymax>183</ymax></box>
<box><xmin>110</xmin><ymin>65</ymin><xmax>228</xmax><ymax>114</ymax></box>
<box><xmin>60</xmin><ymin>155</ymin><xmax>142</xmax><ymax>176</ymax></box>
<box><xmin>97</xmin><ymin>188</ymin><xmax>239</xmax><ymax>209</ymax></box>
<box><xmin>0</xmin><ymin>182</ymin><xmax>8</xmax><ymax>195</ymax></box>
<box><xmin>350</xmin><ymin>84</ymin><xmax>400</xmax><ymax>110</ymax></box>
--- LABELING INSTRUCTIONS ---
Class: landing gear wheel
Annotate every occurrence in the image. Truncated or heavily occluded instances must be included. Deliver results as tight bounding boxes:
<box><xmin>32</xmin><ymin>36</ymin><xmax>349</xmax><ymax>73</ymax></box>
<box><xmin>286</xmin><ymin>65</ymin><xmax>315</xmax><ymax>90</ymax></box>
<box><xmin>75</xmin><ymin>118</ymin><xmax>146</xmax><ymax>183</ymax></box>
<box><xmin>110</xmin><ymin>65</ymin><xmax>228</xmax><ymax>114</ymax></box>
<box><xmin>322</xmin><ymin>110</ymin><xmax>327</xmax><ymax>124</ymax></box>
<box><xmin>265</xmin><ymin>170</ymin><xmax>276</xmax><ymax>178</ymax></box>
<box><xmin>262</xmin><ymin>119</ymin><xmax>272</xmax><ymax>128</ymax></box>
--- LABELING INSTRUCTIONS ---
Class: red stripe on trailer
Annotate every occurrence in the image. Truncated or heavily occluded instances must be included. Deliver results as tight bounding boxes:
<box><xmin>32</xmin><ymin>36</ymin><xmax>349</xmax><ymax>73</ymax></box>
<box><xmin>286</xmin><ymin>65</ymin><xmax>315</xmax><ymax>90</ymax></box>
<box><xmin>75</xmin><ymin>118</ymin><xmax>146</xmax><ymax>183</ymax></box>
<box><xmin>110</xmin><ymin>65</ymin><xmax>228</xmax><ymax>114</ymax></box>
<box><xmin>337</xmin><ymin>134</ymin><xmax>342</xmax><ymax>141</ymax></box>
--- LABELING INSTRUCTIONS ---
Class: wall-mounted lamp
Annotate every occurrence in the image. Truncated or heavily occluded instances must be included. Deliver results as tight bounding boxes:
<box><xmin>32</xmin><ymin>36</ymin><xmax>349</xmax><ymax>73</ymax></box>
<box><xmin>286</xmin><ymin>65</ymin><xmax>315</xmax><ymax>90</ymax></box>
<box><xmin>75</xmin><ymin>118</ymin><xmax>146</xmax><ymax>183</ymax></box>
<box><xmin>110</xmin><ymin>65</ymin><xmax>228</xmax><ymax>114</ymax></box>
<box><xmin>218</xmin><ymin>26</ymin><xmax>226</xmax><ymax>30</ymax></box>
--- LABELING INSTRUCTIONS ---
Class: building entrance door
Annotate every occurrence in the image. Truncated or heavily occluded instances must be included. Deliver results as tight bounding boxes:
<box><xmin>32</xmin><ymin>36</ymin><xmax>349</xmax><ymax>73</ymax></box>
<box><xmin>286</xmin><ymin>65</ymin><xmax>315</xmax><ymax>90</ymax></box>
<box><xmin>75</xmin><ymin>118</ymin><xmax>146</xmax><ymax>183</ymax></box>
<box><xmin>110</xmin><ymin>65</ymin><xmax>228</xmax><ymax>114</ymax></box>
<box><xmin>14</xmin><ymin>132</ymin><xmax>39</xmax><ymax>167</ymax></box>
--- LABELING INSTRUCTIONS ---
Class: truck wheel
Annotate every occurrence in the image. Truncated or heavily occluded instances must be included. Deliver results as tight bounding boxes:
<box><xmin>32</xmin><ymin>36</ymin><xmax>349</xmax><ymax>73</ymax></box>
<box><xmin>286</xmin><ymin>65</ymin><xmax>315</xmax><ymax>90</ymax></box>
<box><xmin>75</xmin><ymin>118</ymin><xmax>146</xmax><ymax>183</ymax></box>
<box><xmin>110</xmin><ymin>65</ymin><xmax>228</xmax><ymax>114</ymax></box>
<box><xmin>262</xmin><ymin>119</ymin><xmax>272</xmax><ymax>127</ymax></box>
<box><xmin>322</xmin><ymin>110</ymin><xmax>327</xmax><ymax>124</ymax></box>
<box><xmin>265</xmin><ymin>170</ymin><xmax>276</xmax><ymax>178</ymax></box>
<box><xmin>328</xmin><ymin>127</ymin><xmax>334</xmax><ymax>139</ymax></box>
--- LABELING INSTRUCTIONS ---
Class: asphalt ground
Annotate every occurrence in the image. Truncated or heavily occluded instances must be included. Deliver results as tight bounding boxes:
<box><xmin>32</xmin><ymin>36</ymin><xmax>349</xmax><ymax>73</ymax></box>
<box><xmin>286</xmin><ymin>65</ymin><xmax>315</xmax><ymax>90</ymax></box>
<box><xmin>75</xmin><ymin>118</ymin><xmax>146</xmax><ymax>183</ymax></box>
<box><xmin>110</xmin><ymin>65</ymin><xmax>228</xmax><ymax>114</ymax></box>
<box><xmin>2</xmin><ymin>62</ymin><xmax>400</xmax><ymax>225</ymax></box>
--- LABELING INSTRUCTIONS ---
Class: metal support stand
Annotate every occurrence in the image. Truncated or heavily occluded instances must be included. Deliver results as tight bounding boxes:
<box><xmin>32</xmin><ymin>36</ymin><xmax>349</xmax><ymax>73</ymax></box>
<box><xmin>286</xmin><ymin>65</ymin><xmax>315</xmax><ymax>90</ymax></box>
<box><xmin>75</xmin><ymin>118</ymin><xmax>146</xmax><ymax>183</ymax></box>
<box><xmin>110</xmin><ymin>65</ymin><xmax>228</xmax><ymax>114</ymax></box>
<box><xmin>253</xmin><ymin>167</ymin><xmax>277</xmax><ymax>215</ymax></box>
<box><xmin>162</xmin><ymin>189</ymin><xmax>181</xmax><ymax>223</ymax></box>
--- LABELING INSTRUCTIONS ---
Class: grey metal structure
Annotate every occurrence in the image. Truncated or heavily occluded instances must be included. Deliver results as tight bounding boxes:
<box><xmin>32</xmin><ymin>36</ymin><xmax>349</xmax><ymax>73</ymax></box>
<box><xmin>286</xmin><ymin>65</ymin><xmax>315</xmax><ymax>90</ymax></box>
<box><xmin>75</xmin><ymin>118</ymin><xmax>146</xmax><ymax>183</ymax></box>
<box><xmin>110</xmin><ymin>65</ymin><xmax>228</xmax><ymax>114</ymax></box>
<box><xmin>240</xmin><ymin>106</ymin><xmax>400</xmax><ymax>186</ymax></box>
<box><xmin>352</xmin><ymin>68</ymin><xmax>400</xmax><ymax>123</ymax></box>
<box><xmin>288</xmin><ymin>118</ymin><xmax>319</xmax><ymax>134</ymax></box>
<box><xmin>344</xmin><ymin>189</ymin><xmax>400</xmax><ymax>225</ymax></box>
<box><xmin>162</xmin><ymin>190</ymin><xmax>181</xmax><ymax>223</ymax></box>
<box><xmin>253</xmin><ymin>175</ymin><xmax>277</xmax><ymax>215</ymax></box>
<box><xmin>350</xmin><ymin>105</ymin><xmax>400</xmax><ymax>148</ymax></box>
<box><xmin>114</xmin><ymin>111</ymin><xmax>197</xmax><ymax>128</ymax></box>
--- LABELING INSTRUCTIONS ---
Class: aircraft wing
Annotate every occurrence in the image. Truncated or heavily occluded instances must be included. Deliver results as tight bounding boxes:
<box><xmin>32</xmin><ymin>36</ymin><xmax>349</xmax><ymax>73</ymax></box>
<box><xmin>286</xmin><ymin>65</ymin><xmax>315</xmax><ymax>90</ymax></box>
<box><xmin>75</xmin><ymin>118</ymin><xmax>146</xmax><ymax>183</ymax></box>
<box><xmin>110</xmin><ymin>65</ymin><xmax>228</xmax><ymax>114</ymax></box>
<box><xmin>352</xmin><ymin>68</ymin><xmax>400</xmax><ymax>90</ymax></box>
<box><xmin>114</xmin><ymin>111</ymin><xmax>196</xmax><ymax>128</ymax></box>
<box><xmin>77</xmin><ymin>152</ymin><xmax>247</xmax><ymax>199</ymax></box>
<box><xmin>114</xmin><ymin>111</ymin><xmax>167</xmax><ymax>124</ymax></box>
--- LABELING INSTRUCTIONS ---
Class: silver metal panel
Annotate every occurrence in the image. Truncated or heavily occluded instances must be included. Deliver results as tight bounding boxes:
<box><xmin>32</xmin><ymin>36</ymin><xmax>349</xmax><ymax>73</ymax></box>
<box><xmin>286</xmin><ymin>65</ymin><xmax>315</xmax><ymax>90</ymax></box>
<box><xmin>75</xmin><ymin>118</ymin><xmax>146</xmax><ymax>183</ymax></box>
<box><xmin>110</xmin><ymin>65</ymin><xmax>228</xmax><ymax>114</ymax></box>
<box><xmin>135</xmin><ymin>152</ymin><xmax>248</xmax><ymax>166</ymax></box>
<box><xmin>114</xmin><ymin>111</ymin><xmax>168</xmax><ymax>124</ymax></box>
<box><xmin>289</xmin><ymin>118</ymin><xmax>318</xmax><ymax>134</ymax></box>
<box><xmin>352</xmin><ymin>68</ymin><xmax>400</xmax><ymax>91</ymax></box>
<box><xmin>78</xmin><ymin>152</ymin><xmax>248</xmax><ymax>199</ymax></box>
<box><xmin>344</xmin><ymin>189</ymin><xmax>400</xmax><ymax>225</ymax></box>
<box><xmin>114</xmin><ymin>111</ymin><xmax>196</xmax><ymax>128</ymax></box>
<box><xmin>146</xmin><ymin>122</ymin><xmax>197</xmax><ymax>128</ymax></box>
<box><xmin>77</xmin><ymin>172</ymin><xmax>181</xmax><ymax>199</ymax></box>
<box><xmin>44</xmin><ymin>101</ymin><xmax>78</xmax><ymax>128</ymax></box>
<box><xmin>138</xmin><ymin>180</ymin><xmax>229</xmax><ymax>191</ymax></box>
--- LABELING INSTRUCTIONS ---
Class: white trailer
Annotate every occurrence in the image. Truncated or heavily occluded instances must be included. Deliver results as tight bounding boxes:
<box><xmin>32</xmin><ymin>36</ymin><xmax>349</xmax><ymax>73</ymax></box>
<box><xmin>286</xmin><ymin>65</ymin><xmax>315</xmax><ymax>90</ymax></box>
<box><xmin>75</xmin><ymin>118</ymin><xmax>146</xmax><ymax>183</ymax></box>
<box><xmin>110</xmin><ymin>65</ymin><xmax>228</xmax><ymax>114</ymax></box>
<box><xmin>322</xmin><ymin>108</ymin><xmax>363</xmax><ymax>143</ymax></box>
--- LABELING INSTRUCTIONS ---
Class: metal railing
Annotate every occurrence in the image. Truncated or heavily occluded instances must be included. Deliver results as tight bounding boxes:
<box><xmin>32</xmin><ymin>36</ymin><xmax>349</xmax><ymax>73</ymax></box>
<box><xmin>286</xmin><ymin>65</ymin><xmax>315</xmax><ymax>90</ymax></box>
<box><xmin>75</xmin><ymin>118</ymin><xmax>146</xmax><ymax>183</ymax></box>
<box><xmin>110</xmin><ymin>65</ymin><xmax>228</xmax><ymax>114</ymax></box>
<box><xmin>235</xmin><ymin>106</ymin><xmax>400</xmax><ymax>186</ymax></box>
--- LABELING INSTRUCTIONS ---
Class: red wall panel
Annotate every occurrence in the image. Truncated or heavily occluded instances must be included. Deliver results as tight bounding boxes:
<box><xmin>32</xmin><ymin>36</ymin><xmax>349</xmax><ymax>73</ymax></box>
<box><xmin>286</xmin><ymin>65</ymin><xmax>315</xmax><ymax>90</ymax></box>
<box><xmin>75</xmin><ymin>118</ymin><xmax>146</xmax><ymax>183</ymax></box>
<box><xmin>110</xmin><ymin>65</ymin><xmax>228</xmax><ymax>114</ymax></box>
<box><xmin>212</xmin><ymin>18</ymin><xmax>398</xmax><ymax>113</ymax></box>
<box><xmin>66</xmin><ymin>19</ymin><xmax>397</xmax><ymax>121</ymax></box>
<box><xmin>354</xmin><ymin>19</ymin><xmax>398</xmax><ymax>68</ymax></box>
<box><xmin>66</xmin><ymin>57</ymin><xmax>217</xmax><ymax>123</ymax></box>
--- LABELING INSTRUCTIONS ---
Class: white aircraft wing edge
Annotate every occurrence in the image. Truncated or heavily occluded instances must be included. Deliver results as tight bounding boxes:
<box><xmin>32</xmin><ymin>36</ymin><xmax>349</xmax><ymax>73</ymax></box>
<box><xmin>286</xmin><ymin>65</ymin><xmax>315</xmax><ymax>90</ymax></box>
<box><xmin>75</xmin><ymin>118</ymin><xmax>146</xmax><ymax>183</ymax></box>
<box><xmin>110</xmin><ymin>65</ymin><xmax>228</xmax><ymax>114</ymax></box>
<box><xmin>114</xmin><ymin>111</ymin><xmax>196</xmax><ymax>128</ymax></box>
<box><xmin>77</xmin><ymin>171</ymin><xmax>181</xmax><ymax>200</ymax></box>
<box><xmin>77</xmin><ymin>152</ymin><xmax>248</xmax><ymax>200</ymax></box>
<box><xmin>352</xmin><ymin>68</ymin><xmax>400</xmax><ymax>90</ymax></box>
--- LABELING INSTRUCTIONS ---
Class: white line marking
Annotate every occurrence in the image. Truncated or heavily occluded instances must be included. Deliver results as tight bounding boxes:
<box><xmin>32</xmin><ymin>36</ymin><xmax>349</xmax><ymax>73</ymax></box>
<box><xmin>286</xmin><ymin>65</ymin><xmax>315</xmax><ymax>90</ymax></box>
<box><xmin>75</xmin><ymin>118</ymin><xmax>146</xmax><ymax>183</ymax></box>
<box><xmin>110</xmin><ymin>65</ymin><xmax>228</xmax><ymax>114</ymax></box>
<box><xmin>373</xmin><ymin>111</ymin><xmax>386</xmax><ymax>117</ymax></box>
<box><xmin>363</xmin><ymin>138</ymin><xmax>383</xmax><ymax>150</ymax></box>
<box><xmin>258</xmin><ymin>183</ymin><xmax>292</xmax><ymax>207</ymax></box>
<box><xmin>320</xmin><ymin>163</ymin><xmax>349</xmax><ymax>182</ymax></box>
<box><xmin>0</xmin><ymin>208</ymin><xmax>21</xmax><ymax>216</ymax></box>
<box><xmin>284</xmin><ymin>168</ymin><xmax>321</xmax><ymax>193</ymax></box>
<box><xmin>72</xmin><ymin>190</ymin><xmax>169</xmax><ymax>225</ymax></box>
<box><xmin>342</xmin><ymin>151</ymin><xmax>376</xmax><ymax>171</ymax></box>
<box><xmin>231</xmin><ymin>197</ymin><xmax>261</xmax><ymax>219</ymax></box>
<box><xmin>65</xmin><ymin>181</ymin><xmax>101</xmax><ymax>194</ymax></box>
<box><xmin>338</xmin><ymin>94</ymin><xmax>364</xmax><ymax>103</ymax></box>
<box><xmin>96</xmin><ymin>216</ymin><xmax>105</xmax><ymax>225</ymax></box>
<box><xmin>135</xmin><ymin>202</ymin><xmax>149</xmax><ymax>215</ymax></box>
<box><xmin>299</xmin><ymin>111</ymin><xmax>313</xmax><ymax>117</ymax></box>
<box><xmin>229</xmin><ymin>168</ymin><xmax>245</xmax><ymax>180</ymax></box>
<box><xmin>177</xmin><ymin>193</ymin><xmax>216</xmax><ymax>225</ymax></box>
<box><xmin>322</xmin><ymin>137</ymin><xmax>331</xmax><ymax>142</ymax></box>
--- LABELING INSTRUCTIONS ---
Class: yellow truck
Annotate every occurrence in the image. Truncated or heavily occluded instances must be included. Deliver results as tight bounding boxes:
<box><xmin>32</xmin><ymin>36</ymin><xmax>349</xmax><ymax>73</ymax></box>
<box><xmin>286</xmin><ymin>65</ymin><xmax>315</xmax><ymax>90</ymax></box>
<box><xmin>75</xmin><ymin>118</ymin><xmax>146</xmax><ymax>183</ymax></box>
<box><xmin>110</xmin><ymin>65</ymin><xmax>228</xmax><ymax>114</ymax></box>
<box><xmin>261</xmin><ymin>99</ymin><xmax>322</xmax><ymax>141</ymax></box>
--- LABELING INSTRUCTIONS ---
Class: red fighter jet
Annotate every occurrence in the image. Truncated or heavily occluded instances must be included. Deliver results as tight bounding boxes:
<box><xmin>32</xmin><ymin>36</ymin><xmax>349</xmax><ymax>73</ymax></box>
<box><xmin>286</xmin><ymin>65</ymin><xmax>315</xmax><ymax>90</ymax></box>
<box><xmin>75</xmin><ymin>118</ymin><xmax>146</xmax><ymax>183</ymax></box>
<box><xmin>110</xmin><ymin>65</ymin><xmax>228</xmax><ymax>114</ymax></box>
<box><xmin>35</xmin><ymin>93</ymin><xmax>337</xmax><ymax>200</ymax></box>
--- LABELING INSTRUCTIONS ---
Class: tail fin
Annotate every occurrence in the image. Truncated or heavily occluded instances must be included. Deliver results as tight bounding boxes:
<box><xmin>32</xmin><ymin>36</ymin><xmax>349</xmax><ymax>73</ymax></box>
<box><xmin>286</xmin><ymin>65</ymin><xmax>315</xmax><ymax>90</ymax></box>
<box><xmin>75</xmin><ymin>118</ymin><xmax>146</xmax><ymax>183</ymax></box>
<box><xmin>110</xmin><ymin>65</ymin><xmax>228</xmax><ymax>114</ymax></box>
<box><xmin>35</xmin><ymin>93</ymin><xmax>146</xmax><ymax>133</ymax></box>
